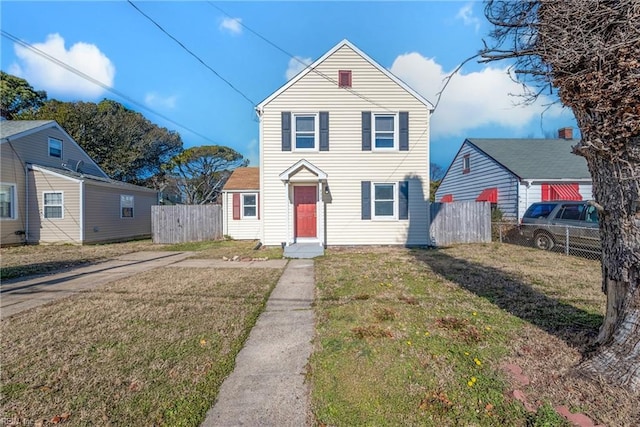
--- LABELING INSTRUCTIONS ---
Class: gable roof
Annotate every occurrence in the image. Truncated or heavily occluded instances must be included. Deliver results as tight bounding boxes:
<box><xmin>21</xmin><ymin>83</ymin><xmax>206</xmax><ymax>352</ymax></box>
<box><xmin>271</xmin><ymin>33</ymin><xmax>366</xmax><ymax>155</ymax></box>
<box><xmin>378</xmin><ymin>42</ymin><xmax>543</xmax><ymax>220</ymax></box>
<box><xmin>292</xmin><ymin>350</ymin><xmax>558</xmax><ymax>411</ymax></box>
<box><xmin>256</xmin><ymin>39</ymin><xmax>434</xmax><ymax>110</ymax></box>
<box><xmin>30</xmin><ymin>164</ymin><xmax>157</xmax><ymax>193</ymax></box>
<box><xmin>0</xmin><ymin>120</ymin><xmax>57</xmax><ymax>140</ymax></box>
<box><xmin>466</xmin><ymin>138</ymin><xmax>591</xmax><ymax>180</ymax></box>
<box><xmin>223</xmin><ymin>167</ymin><xmax>260</xmax><ymax>191</ymax></box>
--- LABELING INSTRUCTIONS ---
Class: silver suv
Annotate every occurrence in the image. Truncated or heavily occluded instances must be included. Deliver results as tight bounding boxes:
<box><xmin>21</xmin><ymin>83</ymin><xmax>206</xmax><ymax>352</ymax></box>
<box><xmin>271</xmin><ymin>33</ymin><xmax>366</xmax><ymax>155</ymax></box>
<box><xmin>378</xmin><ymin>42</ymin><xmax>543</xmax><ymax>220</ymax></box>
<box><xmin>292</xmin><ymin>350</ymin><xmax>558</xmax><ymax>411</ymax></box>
<box><xmin>520</xmin><ymin>201</ymin><xmax>600</xmax><ymax>251</ymax></box>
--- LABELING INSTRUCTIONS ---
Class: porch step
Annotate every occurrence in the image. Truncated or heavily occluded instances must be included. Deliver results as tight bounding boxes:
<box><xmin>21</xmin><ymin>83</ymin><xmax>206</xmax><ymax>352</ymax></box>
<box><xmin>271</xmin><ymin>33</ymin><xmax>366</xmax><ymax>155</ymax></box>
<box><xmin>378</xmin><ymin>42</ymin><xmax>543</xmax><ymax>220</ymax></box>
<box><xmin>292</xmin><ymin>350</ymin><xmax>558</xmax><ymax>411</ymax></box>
<box><xmin>283</xmin><ymin>243</ymin><xmax>324</xmax><ymax>259</ymax></box>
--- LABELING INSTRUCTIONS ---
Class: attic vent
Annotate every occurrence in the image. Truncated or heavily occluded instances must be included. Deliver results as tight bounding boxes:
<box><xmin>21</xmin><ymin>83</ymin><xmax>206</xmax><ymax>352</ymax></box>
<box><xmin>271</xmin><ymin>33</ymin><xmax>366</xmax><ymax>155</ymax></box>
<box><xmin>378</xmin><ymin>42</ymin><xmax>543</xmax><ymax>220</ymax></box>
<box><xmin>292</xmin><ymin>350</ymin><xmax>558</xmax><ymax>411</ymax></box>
<box><xmin>338</xmin><ymin>70</ymin><xmax>352</xmax><ymax>88</ymax></box>
<box><xmin>62</xmin><ymin>159</ymin><xmax>84</xmax><ymax>173</ymax></box>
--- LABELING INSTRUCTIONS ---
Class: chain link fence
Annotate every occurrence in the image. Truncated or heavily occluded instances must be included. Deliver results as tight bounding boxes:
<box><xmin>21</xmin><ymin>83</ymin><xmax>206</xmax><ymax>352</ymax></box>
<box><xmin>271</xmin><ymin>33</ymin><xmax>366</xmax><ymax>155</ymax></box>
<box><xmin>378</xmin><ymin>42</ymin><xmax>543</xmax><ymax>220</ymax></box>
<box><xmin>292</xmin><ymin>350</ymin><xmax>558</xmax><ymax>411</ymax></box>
<box><xmin>492</xmin><ymin>221</ymin><xmax>602</xmax><ymax>261</ymax></box>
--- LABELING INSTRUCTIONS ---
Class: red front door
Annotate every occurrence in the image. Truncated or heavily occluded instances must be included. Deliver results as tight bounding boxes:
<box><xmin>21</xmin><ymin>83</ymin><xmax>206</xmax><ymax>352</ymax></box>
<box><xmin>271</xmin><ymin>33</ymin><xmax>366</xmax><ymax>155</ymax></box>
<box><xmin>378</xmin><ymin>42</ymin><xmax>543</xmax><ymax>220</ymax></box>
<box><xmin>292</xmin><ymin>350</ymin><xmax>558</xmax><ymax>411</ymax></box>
<box><xmin>294</xmin><ymin>186</ymin><xmax>317</xmax><ymax>238</ymax></box>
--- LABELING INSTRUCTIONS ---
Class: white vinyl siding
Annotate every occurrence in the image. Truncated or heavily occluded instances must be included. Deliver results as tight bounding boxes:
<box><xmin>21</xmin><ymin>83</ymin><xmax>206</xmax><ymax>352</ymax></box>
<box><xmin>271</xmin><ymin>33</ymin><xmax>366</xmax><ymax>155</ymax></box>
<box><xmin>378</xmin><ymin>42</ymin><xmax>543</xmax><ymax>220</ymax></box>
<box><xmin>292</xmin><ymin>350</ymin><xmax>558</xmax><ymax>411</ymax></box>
<box><xmin>517</xmin><ymin>181</ymin><xmax>593</xmax><ymax>220</ymax></box>
<box><xmin>259</xmin><ymin>43</ymin><xmax>431</xmax><ymax>246</ymax></box>
<box><xmin>223</xmin><ymin>191</ymin><xmax>262</xmax><ymax>240</ymax></box>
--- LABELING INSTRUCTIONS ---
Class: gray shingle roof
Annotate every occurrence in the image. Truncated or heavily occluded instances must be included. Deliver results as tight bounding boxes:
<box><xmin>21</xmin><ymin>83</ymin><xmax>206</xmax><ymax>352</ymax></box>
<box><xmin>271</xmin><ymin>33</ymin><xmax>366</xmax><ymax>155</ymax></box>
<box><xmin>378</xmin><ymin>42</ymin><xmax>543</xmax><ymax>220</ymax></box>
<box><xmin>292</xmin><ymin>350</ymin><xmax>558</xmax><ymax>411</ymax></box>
<box><xmin>0</xmin><ymin>120</ymin><xmax>55</xmax><ymax>139</ymax></box>
<box><xmin>32</xmin><ymin>164</ymin><xmax>157</xmax><ymax>193</ymax></box>
<box><xmin>466</xmin><ymin>138</ymin><xmax>591</xmax><ymax>180</ymax></box>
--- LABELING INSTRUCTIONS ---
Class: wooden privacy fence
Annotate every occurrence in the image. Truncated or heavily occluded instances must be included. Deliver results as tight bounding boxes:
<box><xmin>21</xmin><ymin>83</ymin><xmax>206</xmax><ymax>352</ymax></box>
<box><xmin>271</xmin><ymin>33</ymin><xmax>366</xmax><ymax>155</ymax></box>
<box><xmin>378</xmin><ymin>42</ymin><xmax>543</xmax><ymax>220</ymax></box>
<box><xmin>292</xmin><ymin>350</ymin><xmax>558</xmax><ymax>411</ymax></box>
<box><xmin>152</xmin><ymin>205</ymin><xmax>223</xmax><ymax>244</ymax></box>
<box><xmin>429</xmin><ymin>201</ymin><xmax>491</xmax><ymax>246</ymax></box>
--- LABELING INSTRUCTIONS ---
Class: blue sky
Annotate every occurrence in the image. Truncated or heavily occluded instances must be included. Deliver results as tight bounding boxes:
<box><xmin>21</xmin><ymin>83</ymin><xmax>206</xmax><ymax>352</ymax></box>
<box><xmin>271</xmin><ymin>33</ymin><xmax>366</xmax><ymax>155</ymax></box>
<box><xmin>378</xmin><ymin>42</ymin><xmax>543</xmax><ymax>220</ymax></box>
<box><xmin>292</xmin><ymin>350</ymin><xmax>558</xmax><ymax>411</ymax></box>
<box><xmin>1</xmin><ymin>1</ymin><xmax>578</xmax><ymax>170</ymax></box>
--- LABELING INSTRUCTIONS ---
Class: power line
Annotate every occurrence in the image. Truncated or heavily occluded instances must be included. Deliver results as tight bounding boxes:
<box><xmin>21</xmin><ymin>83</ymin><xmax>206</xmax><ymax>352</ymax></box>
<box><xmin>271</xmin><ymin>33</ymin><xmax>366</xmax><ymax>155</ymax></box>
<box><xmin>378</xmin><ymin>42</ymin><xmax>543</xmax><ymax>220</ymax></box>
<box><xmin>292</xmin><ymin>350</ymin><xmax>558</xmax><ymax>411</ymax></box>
<box><xmin>127</xmin><ymin>0</ymin><xmax>256</xmax><ymax>107</ymax></box>
<box><xmin>1</xmin><ymin>30</ymin><xmax>225</xmax><ymax>146</ymax></box>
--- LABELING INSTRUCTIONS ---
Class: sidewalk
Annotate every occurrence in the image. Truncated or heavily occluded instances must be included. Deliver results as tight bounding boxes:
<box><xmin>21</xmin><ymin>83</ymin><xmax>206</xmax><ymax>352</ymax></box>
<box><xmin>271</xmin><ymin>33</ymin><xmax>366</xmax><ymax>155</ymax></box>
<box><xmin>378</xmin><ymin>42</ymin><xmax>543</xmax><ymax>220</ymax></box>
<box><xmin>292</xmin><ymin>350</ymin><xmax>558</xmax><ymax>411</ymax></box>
<box><xmin>201</xmin><ymin>259</ymin><xmax>316</xmax><ymax>427</ymax></box>
<box><xmin>1</xmin><ymin>251</ymin><xmax>194</xmax><ymax>319</ymax></box>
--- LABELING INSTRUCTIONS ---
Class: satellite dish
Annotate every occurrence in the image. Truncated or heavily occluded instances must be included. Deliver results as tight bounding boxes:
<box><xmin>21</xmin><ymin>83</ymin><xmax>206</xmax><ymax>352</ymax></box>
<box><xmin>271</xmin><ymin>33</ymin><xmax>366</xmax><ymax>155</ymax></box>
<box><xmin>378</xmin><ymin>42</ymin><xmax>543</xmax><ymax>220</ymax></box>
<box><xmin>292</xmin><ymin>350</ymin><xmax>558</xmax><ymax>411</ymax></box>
<box><xmin>61</xmin><ymin>159</ymin><xmax>84</xmax><ymax>173</ymax></box>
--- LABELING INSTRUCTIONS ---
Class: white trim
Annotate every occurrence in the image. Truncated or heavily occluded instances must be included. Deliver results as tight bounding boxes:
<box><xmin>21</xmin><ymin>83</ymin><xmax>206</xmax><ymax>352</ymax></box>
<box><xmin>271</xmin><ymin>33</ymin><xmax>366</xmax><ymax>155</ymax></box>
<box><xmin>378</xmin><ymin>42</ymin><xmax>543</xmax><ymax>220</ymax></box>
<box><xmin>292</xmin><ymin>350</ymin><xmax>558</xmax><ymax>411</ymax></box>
<box><xmin>0</xmin><ymin>182</ymin><xmax>17</xmax><ymax>220</ymax></box>
<box><xmin>372</xmin><ymin>113</ymin><xmax>399</xmax><ymax>151</ymax></box>
<box><xmin>292</xmin><ymin>184</ymin><xmax>320</xmax><ymax>241</ymax></box>
<box><xmin>120</xmin><ymin>194</ymin><xmax>135</xmax><ymax>219</ymax></box>
<box><xmin>372</xmin><ymin>182</ymin><xmax>398</xmax><ymax>221</ymax></box>
<box><xmin>292</xmin><ymin>113</ymin><xmax>319</xmax><ymax>152</ymax></box>
<box><xmin>241</xmin><ymin>193</ymin><xmax>258</xmax><ymax>219</ymax></box>
<box><xmin>256</xmin><ymin>39</ymin><xmax>434</xmax><ymax>110</ymax></box>
<box><xmin>279</xmin><ymin>159</ymin><xmax>328</xmax><ymax>181</ymax></box>
<box><xmin>43</xmin><ymin>191</ymin><xmax>64</xmax><ymax>220</ymax></box>
<box><xmin>30</xmin><ymin>164</ymin><xmax>81</xmax><ymax>183</ymax></box>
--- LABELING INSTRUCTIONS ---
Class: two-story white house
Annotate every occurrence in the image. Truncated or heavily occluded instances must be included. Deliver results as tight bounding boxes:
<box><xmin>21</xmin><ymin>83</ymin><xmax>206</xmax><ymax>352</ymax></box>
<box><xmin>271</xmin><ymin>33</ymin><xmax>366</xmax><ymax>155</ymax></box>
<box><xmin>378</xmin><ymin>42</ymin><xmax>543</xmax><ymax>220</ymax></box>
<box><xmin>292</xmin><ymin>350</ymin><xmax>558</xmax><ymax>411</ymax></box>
<box><xmin>224</xmin><ymin>39</ymin><xmax>433</xmax><ymax>257</ymax></box>
<box><xmin>1</xmin><ymin>120</ymin><xmax>158</xmax><ymax>246</ymax></box>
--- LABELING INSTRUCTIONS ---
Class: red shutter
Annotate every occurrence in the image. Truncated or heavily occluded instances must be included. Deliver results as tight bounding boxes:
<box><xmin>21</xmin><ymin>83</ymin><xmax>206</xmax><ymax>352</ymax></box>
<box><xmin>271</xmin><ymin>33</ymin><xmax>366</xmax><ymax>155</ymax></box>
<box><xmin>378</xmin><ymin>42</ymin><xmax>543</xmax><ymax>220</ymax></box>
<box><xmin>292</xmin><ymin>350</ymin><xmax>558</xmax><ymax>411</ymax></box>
<box><xmin>541</xmin><ymin>183</ymin><xmax>550</xmax><ymax>201</ymax></box>
<box><xmin>232</xmin><ymin>193</ymin><xmax>240</xmax><ymax>220</ymax></box>
<box><xmin>440</xmin><ymin>194</ymin><xmax>454</xmax><ymax>203</ymax></box>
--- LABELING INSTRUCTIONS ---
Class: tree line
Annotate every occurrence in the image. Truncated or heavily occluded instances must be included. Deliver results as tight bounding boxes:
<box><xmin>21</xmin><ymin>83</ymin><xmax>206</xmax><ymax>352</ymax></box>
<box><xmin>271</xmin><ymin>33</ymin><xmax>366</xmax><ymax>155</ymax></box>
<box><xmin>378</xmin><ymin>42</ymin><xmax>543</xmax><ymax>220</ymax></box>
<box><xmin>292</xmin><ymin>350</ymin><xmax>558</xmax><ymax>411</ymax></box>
<box><xmin>0</xmin><ymin>71</ymin><xmax>247</xmax><ymax>204</ymax></box>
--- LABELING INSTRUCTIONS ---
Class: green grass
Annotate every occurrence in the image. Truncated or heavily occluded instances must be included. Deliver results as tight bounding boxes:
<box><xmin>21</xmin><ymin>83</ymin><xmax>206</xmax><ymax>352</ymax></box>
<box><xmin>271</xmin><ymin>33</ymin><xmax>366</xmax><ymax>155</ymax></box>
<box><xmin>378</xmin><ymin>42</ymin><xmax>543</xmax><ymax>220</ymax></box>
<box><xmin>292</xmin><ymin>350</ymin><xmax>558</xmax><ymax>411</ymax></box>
<box><xmin>310</xmin><ymin>246</ymin><xmax>593</xmax><ymax>426</ymax></box>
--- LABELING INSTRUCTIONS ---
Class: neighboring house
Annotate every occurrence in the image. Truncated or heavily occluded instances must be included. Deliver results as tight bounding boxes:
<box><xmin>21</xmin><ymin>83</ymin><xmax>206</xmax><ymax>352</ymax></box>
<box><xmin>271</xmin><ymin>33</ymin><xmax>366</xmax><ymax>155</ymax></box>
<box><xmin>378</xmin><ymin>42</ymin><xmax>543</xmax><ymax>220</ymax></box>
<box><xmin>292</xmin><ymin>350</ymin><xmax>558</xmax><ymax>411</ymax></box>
<box><xmin>222</xmin><ymin>167</ymin><xmax>261</xmax><ymax>240</ymax></box>
<box><xmin>435</xmin><ymin>128</ymin><xmax>593</xmax><ymax>220</ymax></box>
<box><xmin>246</xmin><ymin>39</ymin><xmax>433</xmax><ymax>255</ymax></box>
<box><xmin>0</xmin><ymin>120</ymin><xmax>158</xmax><ymax>246</ymax></box>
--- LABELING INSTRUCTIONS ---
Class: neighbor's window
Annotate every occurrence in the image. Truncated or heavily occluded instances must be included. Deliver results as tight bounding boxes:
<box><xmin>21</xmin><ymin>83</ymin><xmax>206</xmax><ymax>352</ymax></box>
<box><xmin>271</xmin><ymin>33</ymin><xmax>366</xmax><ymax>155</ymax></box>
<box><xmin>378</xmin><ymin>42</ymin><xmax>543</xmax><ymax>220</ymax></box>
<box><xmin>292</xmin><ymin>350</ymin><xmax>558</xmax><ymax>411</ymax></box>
<box><xmin>462</xmin><ymin>154</ymin><xmax>471</xmax><ymax>174</ymax></box>
<box><xmin>0</xmin><ymin>183</ymin><xmax>16</xmax><ymax>219</ymax></box>
<box><xmin>43</xmin><ymin>191</ymin><xmax>63</xmax><ymax>219</ymax></box>
<box><xmin>48</xmin><ymin>138</ymin><xmax>62</xmax><ymax>158</ymax></box>
<box><xmin>373</xmin><ymin>183</ymin><xmax>396</xmax><ymax>219</ymax></box>
<box><xmin>373</xmin><ymin>114</ymin><xmax>397</xmax><ymax>149</ymax></box>
<box><xmin>242</xmin><ymin>194</ymin><xmax>257</xmax><ymax>218</ymax></box>
<box><xmin>294</xmin><ymin>114</ymin><xmax>317</xmax><ymax>150</ymax></box>
<box><xmin>120</xmin><ymin>195</ymin><xmax>134</xmax><ymax>218</ymax></box>
<box><xmin>338</xmin><ymin>70</ymin><xmax>352</xmax><ymax>88</ymax></box>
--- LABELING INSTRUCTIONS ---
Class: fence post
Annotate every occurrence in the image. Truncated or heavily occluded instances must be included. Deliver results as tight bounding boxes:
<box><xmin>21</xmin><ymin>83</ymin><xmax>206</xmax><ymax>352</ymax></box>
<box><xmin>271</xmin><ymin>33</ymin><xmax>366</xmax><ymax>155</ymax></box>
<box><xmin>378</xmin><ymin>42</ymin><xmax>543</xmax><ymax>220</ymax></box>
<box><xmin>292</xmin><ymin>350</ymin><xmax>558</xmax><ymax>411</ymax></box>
<box><xmin>499</xmin><ymin>223</ymin><xmax>503</xmax><ymax>243</ymax></box>
<box><xmin>565</xmin><ymin>226</ymin><xmax>570</xmax><ymax>255</ymax></box>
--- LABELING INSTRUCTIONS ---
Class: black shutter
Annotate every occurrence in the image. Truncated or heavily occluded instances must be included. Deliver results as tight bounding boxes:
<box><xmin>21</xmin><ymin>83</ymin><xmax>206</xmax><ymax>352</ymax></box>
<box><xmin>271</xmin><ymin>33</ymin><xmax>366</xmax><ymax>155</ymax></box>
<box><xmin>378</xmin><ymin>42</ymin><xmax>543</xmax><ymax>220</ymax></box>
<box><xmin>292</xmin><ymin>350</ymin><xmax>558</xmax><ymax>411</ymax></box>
<box><xmin>361</xmin><ymin>181</ymin><xmax>371</xmax><ymax>220</ymax></box>
<box><xmin>399</xmin><ymin>112</ymin><xmax>409</xmax><ymax>151</ymax></box>
<box><xmin>399</xmin><ymin>180</ymin><xmax>409</xmax><ymax>220</ymax></box>
<box><xmin>319</xmin><ymin>111</ymin><xmax>329</xmax><ymax>151</ymax></box>
<box><xmin>281</xmin><ymin>112</ymin><xmax>291</xmax><ymax>151</ymax></box>
<box><xmin>362</xmin><ymin>112</ymin><xmax>371</xmax><ymax>151</ymax></box>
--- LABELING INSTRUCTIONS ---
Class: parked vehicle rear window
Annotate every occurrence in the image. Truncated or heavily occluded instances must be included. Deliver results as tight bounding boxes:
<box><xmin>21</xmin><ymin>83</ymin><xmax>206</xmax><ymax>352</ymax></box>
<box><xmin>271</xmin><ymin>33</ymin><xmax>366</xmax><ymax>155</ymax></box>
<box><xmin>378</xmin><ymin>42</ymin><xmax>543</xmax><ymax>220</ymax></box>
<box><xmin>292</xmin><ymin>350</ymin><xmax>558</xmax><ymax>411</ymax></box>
<box><xmin>524</xmin><ymin>203</ymin><xmax>556</xmax><ymax>219</ymax></box>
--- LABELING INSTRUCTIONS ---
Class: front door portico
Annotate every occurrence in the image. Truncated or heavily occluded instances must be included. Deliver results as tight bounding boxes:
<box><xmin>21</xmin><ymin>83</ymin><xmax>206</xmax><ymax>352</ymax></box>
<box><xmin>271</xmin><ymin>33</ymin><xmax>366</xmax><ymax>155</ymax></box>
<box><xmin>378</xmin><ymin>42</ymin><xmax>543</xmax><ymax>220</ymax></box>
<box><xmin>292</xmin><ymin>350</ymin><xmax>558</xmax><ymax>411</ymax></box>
<box><xmin>294</xmin><ymin>186</ymin><xmax>317</xmax><ymax>238</ymax></box>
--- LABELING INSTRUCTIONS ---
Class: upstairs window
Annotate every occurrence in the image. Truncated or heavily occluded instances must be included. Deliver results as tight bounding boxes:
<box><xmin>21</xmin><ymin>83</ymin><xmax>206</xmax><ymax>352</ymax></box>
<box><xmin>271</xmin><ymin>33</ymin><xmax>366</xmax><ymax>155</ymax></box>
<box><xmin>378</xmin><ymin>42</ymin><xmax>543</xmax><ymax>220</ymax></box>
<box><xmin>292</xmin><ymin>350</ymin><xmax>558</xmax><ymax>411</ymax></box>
<box><xmin>294</xmin><ymin>114</ymin><xmax>317</xmax><ymax>150</ymax></box>
<box><xmin>338</xmin><ymin>70</ymin><xmax>352</xmax><ymax>88</ymax></box>
<box><xmin>120</xmin><ymin>195</ymin><xmax>134</xmax><ymax>218</ymax></box>
<box><xmin>462</xmin><ymin>154</ymin><xmax>471</xmax><ymax>174</ymax></box>
<box><xmin>374</xmin><ymin>114</ymin><xmax>397</xmax><ymax>150</ymax></box>
<box><xmin>48</xmin><ymin>138</ymin><xmax>62</xmax><ymax>158</ymax></box>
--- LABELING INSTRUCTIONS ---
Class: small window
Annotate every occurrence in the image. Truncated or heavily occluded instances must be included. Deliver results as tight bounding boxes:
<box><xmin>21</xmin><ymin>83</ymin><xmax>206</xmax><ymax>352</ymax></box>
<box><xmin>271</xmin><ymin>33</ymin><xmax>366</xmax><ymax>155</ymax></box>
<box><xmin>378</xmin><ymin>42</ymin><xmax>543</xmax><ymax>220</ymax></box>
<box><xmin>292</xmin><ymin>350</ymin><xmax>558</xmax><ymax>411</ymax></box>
<box><xmin>0</xmin><ymin>183</ymin><xmax>17</xmax><ymax>219</ymax></box>
<box><xmin>242</xmin><ymin>194</ymin><xmax>257</xmax><ymax>218</ymax></box>
<box><xmin>374</xmin><ymin>114</ymin><xmax>397</xmax><ymax>150</ymax></box>
<box><xmin>48</xmin><ymin>138</ymin><xmax>62</xmax><ymax>158</ymax></box>
<box><xmin>338</xmin><ymin>70</ymin><xmax>352</xmax><ymax>88</ymax></box>
<box><xmin>373</xmin><ymin>183</ymin><xmax>396</xmax><ymax>219</ymax></box>
<box><xmin>121</xmin><ymin>195</ymin><xmax>134</xmax><ymax>218</ymax></box>
<box><xmin>43</xmin><ymin>192</ymin><xmax>63</xmax><ymax>219</ymax></box>
<box><xmin>294</xmin><ymin>114</ymin><xmax>317</xmax><ymax>150</ymax></box>
<box><xmin>462</xmin><ymin>154</ymin><xmax>470</xmax><ymax>174</ymax></box>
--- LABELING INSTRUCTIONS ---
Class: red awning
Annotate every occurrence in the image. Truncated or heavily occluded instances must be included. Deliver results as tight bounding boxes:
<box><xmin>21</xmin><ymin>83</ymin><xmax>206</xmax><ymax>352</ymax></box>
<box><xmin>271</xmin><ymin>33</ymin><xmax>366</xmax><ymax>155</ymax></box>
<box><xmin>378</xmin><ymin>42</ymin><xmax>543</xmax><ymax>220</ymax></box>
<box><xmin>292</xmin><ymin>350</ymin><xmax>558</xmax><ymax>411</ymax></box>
<box><xmin>550</xmin><ymin>184</ymin><xmax>582</xmax><ymax>201</ymax></box>
<box><xmin>440</xmin><ymin>194</ymin><xmax>453</xmax><ymax>203</ymax></box>
<box><xmin>476</xmin><ymin>187</ymin><xmax>498</xmax><ymax>203</ymax></box>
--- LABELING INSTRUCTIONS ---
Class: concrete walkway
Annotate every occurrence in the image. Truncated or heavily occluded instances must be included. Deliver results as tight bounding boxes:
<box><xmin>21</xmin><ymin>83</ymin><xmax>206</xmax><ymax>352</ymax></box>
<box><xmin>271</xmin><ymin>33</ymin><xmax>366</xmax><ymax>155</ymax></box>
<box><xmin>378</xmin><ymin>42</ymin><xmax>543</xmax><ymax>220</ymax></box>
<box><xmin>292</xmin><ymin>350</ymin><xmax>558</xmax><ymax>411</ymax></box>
<box><xmin>1</xmin><ymin>251</ymin><xmax>194</xmax><ymax>319</ymax></box>
<box><xmin>201</xmin><ymin>259</ymin><xmax>315</xmax><ymax>427</ymax></box>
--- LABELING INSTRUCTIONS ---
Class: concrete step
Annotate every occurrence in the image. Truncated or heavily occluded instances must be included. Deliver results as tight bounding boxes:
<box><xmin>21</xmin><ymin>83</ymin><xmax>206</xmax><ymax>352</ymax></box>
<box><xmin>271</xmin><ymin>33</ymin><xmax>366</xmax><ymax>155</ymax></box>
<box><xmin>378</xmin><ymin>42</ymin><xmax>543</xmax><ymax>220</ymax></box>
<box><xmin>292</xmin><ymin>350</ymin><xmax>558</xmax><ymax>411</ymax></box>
<box><xmin>283</xmin><ymin>243</ymin><xmax>324</xmax><ymax>259</ymax></box>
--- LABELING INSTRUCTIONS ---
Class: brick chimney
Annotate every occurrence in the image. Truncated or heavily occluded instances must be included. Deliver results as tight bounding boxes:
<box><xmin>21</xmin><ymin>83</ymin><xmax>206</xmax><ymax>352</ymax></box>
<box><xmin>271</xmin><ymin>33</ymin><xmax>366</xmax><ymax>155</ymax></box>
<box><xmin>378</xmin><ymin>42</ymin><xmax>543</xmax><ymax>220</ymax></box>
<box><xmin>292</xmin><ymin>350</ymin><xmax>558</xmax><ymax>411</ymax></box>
<box><xmin>558</xmin><ymin>127</ymin><xmax>573</xmax><ymax>140</ymax></box>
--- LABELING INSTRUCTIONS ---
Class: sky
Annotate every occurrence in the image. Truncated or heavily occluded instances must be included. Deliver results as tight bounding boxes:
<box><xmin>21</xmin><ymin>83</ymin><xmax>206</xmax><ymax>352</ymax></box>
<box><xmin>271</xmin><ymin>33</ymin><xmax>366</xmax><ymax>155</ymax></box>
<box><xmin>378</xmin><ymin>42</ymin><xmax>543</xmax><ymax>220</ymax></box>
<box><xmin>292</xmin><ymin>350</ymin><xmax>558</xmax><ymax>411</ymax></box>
<box><xmin>0</xmin><ymin>0</ymin><xmax>578</xmax><ymax>170</ymax></box>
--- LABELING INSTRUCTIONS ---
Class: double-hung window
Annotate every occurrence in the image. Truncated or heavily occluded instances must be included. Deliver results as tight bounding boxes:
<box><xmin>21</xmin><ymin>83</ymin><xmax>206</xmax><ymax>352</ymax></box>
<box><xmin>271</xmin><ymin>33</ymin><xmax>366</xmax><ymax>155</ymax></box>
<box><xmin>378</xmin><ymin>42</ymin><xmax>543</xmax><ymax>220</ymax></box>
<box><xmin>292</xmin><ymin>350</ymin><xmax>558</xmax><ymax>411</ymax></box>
<box><xmin>374</xmin><ymin>114</ymin><xmax>397</xmax><ymax>149</ymax></box>
<box><xmin>294</xmin><ymin>114</ymin><xmax>317</xmax><ymax>150</ymax></box>
<box><xmin>0</xmin><ymin>183</ymin><xmax>16</xmax><ymax>219</ymax></box>
<box><xmin>120</xmin><ymin>195</ymin><xmax>134</xmax><ymax>218</ymax></box>
<box><xmin>373</xmin><ymin>183</ymin><xmax>396</xmax><ymax>219</ymax></box>
<box><xmin>462</xmin><ymin>154</ymin><xmax>471</xmax><ymax>174</ymax></box>
<box><xmin>43</xmin><ymin>192</ymin><xmax>63</xmax><ymax>219</ymax></box>
<box><xmin>48</xmin><ymin>138</ymin><xmax>62</xmax><ymax>158</ymax></box>
<box><xmin>242</xmin><ymin>194</ymin><xmax>257</xmax><ymax>219</ymax></box>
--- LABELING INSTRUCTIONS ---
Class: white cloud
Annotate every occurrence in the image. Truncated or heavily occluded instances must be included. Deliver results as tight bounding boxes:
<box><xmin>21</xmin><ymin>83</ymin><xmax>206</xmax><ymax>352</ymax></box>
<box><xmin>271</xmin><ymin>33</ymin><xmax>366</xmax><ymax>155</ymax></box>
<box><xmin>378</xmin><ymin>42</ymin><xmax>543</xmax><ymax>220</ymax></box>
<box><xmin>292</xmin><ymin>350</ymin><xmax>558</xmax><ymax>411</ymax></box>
<box><xmin>456</xmin><ymin>2</ymin><xmax>481</xmax><ymax>32</ymax></box>
<box><xmin>390</xmin><ymin>52</ymin><xmax>565</xmax><ymax>138</ymax></box>
<box><xmin>145</xmin><ymin>92</ymin><xmax>178</xmax><ymax>110</ymax></box>
<box><xmin>12</xmin><ymin>33</ymin><xmax>115</xmax><ymax>99</ymax></box>
<box><xmin>285</xmin><ymin>56</ymin><xmax>313</xmax><ymax>80</ymax></box>
<box><xmin>220</xmin><ymin>17</ymin><xmax>242</xmax><ymax>35</ymax></box>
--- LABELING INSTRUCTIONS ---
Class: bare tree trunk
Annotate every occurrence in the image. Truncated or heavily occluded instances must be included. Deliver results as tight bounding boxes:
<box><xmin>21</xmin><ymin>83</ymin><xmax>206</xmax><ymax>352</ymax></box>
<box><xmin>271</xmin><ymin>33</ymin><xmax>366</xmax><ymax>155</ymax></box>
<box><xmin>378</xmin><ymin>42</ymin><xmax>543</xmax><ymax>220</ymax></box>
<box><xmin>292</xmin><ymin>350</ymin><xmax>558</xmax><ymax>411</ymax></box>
<box><xmin>578</xmin><ymin>137</ymin><xmax>640</xmax><ymax>391</ymax></box>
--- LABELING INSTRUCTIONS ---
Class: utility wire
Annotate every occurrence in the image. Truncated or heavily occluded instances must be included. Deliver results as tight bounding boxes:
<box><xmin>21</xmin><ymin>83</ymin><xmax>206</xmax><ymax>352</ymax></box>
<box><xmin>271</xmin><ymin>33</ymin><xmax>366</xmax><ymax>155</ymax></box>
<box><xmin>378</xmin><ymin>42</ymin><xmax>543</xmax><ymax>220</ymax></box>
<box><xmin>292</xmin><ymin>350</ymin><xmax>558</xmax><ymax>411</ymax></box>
<box><xmin>1</xmin><ymin>30</ymin><xmax>224</xmax><ymax>145</ymax></box>
<box><xmin>128</xmin><ymin>0</ymin><xmax>256</xmax><ymax>106</ymax></box>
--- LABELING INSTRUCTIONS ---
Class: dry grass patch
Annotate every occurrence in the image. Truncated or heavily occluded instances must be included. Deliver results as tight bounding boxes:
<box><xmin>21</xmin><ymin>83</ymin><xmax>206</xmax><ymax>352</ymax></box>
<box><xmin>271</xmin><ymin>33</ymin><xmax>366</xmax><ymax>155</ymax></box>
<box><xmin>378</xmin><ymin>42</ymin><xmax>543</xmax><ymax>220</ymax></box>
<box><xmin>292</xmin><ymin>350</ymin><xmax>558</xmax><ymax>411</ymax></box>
<box><xmin>1</xmin><ymin>266</ymin><xmax>282</xmax><ymax>426</ymax></box>
<box><xmin>311</xmin><ymin>244</ymin><xmax>637</xmax><ymax>426</ymax></box>
<box><xmin>0</xmin><ymin>240</ymin><xmax>159</xmax><ymax>280</ymax></box>
<box><xmin>171</xmin><ymin>239</ymin><xmax>282</xmax><ymax>260</ymax></box>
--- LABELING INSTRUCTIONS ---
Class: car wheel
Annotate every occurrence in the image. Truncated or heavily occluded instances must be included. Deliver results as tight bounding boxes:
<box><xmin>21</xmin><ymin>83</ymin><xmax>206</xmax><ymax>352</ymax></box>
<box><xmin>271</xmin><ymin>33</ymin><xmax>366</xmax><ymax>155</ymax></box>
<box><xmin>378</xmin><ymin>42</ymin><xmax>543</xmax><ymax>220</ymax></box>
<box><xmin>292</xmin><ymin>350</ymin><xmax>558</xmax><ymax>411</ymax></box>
<box><xmin>534</xmin><ymin>232</ymin><xmax>554</xmax><ymax>250</ymax></box>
